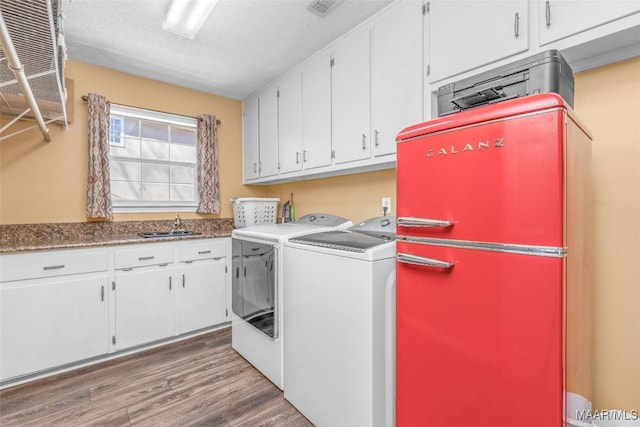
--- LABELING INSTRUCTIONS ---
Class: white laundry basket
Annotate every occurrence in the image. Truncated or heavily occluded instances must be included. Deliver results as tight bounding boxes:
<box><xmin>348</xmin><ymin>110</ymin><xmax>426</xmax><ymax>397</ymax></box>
<box><xmin>566</xmin><ymin>392</ymin><xmax>640</xmax><ymax>427</ymax></box>
<box><xmin>567</xmin><ymin>392</ymin><xmax>595</xmax><ymax>427</ymax></box>
<box><xmin>594</xmin><ymin>411</ymin><xmax>640</xmax><ymax>427</ymax></box>
<box><xmin>231</xmin><ymin>198</ymin><xmax>280</xmax><ymax>227</ymax></box>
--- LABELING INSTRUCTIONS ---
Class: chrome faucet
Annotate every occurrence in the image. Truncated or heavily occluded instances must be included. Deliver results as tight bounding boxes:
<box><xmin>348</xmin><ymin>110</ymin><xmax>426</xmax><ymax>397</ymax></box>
<box><xmin>172</xmin><ymin>214</ymin><xmax>182</xmax><ymax>232</ymax></box>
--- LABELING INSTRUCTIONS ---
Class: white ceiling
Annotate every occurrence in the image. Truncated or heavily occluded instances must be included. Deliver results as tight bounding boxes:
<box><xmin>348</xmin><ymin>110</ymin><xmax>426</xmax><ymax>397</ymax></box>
<box><xmin>62</xmin><ymin>0</ymin><xmax>395</xmax><ymax>100</ymax></box>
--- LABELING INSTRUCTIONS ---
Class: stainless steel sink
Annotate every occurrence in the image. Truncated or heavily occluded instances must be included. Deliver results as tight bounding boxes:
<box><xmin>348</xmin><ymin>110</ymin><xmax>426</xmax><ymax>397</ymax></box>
<box><xmin>138</xmin><ymin>231</ymin><xmax>201</xmax><ymax>238</ymax></box>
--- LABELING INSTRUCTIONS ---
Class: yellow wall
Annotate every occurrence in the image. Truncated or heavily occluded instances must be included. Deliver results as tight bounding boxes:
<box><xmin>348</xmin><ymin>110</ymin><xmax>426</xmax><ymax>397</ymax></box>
<box><xmin>266</xmin><ymin>168</ymin><xmax>396</xmax><ymax>223</ymax></box>
<box><xmin>0</xmin><ymin>60</ymin><xmax>265</xmax><ymax>224</ymax></box>
<box><xmin>573</xmin><ymin>57</ymin><xmax>640</xmax><ymax>412</ymax></box>
<box><xmin>1</xmin><ymin>57</ymin><xmax>638</xmax><ymax>412</ymax></box>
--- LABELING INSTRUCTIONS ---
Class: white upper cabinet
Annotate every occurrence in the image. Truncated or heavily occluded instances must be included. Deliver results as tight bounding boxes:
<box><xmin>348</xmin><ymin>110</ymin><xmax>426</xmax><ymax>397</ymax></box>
<box><xmin>278</xmin><ymin>71</ymin><xmax>303</xmax><ymax>175</ymax></box>
<box><xmin>371</xmin><ymin>1</ymin><xmax>423</xmax><ymax>157</ymax></box>
<box><xmin>426</xmin><ymin>0</ymin><xmax>529</xmax><ymax>83</ymax></box>
<box><xmin>331</xmin><ymin>27</ymin><xmax>371</xmax><ymax>165</ymax></box>
<box><xmin>258</xmin><ymin>84</ymin><xmax>279</xmax><ymax>179</ymax></box>
<box><xmin>242</xmin><ymin>94</ymin><xmax>259</xmax><ymax>181</ymax></box>
<box><xmin>538</xmin><ymin>0</ymin><xmax>640</xmax><ymax>45</ymax></box>
<box><xmin>301</xmin><ymin>51</ymin><xmax>333</xmax><ymax>171</ymax></box>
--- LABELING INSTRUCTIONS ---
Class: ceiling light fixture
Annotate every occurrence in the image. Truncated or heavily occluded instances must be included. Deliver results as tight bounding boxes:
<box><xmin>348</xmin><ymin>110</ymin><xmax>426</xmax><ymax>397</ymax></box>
<box><xmin>163</xmin><ymin>0</ymin><xmax>218</xmax><ymax>40</ymax></box>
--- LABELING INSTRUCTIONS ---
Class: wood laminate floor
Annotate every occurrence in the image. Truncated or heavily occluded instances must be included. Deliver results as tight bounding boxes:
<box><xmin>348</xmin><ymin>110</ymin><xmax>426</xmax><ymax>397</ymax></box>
<box><xmin>0</xmin><ymin>328</ymin><xmax>313</xmax><ymax>427</ymax></box>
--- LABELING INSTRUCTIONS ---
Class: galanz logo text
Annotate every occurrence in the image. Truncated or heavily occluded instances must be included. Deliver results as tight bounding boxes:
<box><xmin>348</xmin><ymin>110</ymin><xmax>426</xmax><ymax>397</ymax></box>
<box><xmin>425</xmin><ymin>138</ymin><xmax>504</xmax><ymax>157</ymax></box>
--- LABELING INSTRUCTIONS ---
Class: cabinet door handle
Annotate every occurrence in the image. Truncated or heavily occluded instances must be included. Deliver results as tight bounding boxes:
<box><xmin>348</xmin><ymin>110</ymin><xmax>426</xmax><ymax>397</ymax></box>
<box><xmin>169</xmin><ymin>276</ymin><xmax>172</xmax><ymax>290</ymax></box>
<box><xmin>374</xmin><ymin>130</ymin><xmax>380</xmax><ymax>147</ymax></box>
<box><xmin>198</xmin><ymin>250</ymin><xmax>211</xmax><ymax>255</ymax></box>
<box><xmin>138</xmin><ymin>256</ymin><xmax>154</xmax><ymax>261</ymax></box>
<box><xmin>545</xmin><ymin>1</ymin><xmax>551</xmax><ymax>27</ymax></box>
<box><xmin>182</xmin><ymin>274</ymin><xmax>185</xmax><ymax>288</ymax></box>
<box><xmin>101</xmin><ymin>285</ymin><xmax>104</xmax><ymax>301</ymax></box>
<box><xmin>43</xmin><ymin>264</ymin><xmax>65</xmax><ymax>270</ymax></box>
<box><xmin>296</xmin><ymin>151</ymin><xmax>300</xmax><ymax>164</ymax></box>
<box><xmin>362</xmin><ymin>133</ymin><xmax>367</xmax><ymax>150</ymax></box>
<box><xmin>514</xmin><ymin>12</ymin><xmax>520</xmax><ymax>38</ymax></box>
<box><xmin>303</xmin><ymin>149</ymin><xmax>309</xmax><ymax>162</ymax></box>
<box><xmin>259</xmin><ymin>161</ymin><xmax>262</xmax><ymax>172</ymax></box>
<box><xmin>253</xmin><ymin>162</ymin><xmax>257</xmax><ymax>173</ymax></box>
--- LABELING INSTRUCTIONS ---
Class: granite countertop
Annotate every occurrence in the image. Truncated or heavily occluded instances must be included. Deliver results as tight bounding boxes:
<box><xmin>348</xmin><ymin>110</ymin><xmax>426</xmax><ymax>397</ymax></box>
<box><xmin>0</xmin><ymin>219</ymin><xmax>235</xmax><ymax>254</ymax></box>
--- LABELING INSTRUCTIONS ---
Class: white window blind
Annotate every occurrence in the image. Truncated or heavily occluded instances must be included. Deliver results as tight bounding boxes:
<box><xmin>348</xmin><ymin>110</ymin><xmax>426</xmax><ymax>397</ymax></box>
<box><xmin>108</xmin><ymin>105</ymin><xmax>198</xmax><ymax>212</ymax></box>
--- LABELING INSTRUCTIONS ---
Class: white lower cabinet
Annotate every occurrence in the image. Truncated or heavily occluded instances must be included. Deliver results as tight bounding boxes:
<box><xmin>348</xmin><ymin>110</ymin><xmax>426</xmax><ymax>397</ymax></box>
<box><xmin>177</xmin><ymin>258</ymin><xmax>227</xmax><ymax>334</ymax></box>
<box><xmin>114</xmin><ymin>265</ymin><xmax>175</xmax><ymax>350</ymax></box>
<box><xmin>0</xmin><ymin>273</ymin><xmax>109</xmax><ymax>380</ymax></box>
<box><xmin>0</xmin><ymin>237</ymin><xmax>230</xmax><ymax>384</ymax></box>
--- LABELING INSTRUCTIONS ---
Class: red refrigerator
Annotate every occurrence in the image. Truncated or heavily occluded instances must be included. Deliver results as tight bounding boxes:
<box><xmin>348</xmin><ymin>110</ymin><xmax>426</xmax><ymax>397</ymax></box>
<box><xmin>395</xmin><ymin>94</ymin><xmax>592</xmax><ymax>427</ymax></box>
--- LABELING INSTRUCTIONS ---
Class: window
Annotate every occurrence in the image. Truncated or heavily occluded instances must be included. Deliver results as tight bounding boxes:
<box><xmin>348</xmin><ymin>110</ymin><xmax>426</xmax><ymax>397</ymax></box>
<box><xmin>109</xmin><ymin>105</ymin><xmax>198</xmax><ymax>212</ymax></box>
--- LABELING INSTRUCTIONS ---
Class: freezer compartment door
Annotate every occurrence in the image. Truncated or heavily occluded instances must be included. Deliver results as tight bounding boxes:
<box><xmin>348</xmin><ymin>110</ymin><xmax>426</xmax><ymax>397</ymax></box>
<box><xmin>396</xmin><ymin>241</ymin><xmax>563</xmax><ymax>427</ymax></box>
<box><xmin>397</xmin><ymin>108</ymin><xmax>564</xmax><ymax>247</ymax></box>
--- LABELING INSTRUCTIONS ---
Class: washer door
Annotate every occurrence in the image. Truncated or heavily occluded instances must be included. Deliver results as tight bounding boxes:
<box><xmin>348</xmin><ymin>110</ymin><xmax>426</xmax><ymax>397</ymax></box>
<box><xmin>231</xmin><ymin>238</ymin><xmax>277</xmax><ymax>338</ymax></box>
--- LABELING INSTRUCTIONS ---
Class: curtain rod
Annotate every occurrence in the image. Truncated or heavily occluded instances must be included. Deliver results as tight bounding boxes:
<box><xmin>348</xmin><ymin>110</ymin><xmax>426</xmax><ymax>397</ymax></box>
<box><xmin>81</xmin><ymin>95</ymin><xmax>222</xmax><ymax>125</ymax></box>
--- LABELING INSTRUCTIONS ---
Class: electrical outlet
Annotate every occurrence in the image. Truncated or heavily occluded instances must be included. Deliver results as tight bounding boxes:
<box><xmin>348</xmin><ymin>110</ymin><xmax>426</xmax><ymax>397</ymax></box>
<box><xmin>382</xmin><ymin>197</ymin><xmax>391</xmax><ymax>215</ymax></box>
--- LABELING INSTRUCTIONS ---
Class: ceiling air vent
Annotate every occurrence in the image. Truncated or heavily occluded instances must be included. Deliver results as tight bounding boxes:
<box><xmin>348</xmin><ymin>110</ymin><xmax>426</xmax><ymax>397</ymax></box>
<box><xmin>308</xmin><ymin>0</ymin><xmax>339</xmax><ymax>17</ymax></box>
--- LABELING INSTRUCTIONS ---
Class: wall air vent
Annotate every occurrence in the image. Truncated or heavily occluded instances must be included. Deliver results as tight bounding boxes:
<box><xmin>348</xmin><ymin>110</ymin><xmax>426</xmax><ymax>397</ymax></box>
<box><xmin>308</xmin><ymin>0</ymin><xmax>339</xmax><ymax>17</ymax></box>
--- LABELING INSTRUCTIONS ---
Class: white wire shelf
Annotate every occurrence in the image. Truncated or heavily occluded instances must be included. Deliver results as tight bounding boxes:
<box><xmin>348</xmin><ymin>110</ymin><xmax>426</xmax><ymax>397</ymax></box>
<box><xmin>0</xmin><ymin>0</ymin><xmax>68</xmax><ymax>141</ymax></box>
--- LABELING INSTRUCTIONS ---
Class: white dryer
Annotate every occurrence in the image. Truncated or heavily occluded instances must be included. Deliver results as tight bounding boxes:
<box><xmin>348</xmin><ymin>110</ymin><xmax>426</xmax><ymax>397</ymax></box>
<box><xmin>231</xmin><ymin>213</ymin><xmax>352</xmax><ymax>390</ymax></box>
<box><xmin>283</xmin><ymin>216</ymin><xmax>396</xmax><ymax>427</ymax></box>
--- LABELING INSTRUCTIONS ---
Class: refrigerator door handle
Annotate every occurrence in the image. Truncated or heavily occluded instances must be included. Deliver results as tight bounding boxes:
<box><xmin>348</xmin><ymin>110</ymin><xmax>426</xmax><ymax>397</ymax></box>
<box><xmin>397</xmin><ymin>253</ymin><xmax>454</xmax><ymax>269</ymax></box>
<box><xmin>397</xmin><ymin>216</ymin><xmax>453</xmax><ymax>228</ymax></box>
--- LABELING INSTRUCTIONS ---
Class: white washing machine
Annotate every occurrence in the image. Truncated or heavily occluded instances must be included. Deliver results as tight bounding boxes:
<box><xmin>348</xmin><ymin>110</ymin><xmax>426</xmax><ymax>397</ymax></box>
<box><xmin>283</xmin><ymin>216</ymin><xmax>396</xmax><ymax>427</ymax></box>
<box><xmin>231</xmin><ymin>213</ymin><xmax>352</xmax><ymax>390</ymax></box>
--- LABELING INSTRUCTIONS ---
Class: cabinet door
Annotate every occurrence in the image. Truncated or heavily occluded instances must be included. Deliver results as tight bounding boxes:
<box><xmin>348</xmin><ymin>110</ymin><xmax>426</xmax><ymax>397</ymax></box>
<box><xmin>258</xmin><ymin>85</ymin><xmax>280</xmax><ymax>178</ymax></box>
<box><xmin>427</xmin><ymin>1</ymin><xmax>529</xmax><ymax>83</ymax></box>
<box><xmin>1</xmin><ymin>275</ymin><xmax>109</xmax><ymax>380</ymax></box>
<box><xmin>278</xmin><ymin>72</ymin><xmax>303</xmax><ymax>175</ymax></box>
<box><xmin>371</xmin><ymin>1</ymin><xmax>423</xmax><ymax>157</ymax></box>
<box><xmin>243</xmin><ymin>94</ymin><xmax>260</xmax><ymax>181</ymax></box>
<box><xmin>539</xmin><ymin>0</ymin><xmax>640</xmax><ymax>45</ymax></box>
<box><xmin>301</xmin><ymin>52</ymin><xmax>333</xmax><ymax>170</ymax></box>
<box><xmin>177</xmin><ymin>258</ymin><xmax>227</xmax><ymax>334</ymax></box>
<box><xmin>331</xmin><ymin>27</ymin><xmax>371</xmax><ymax>164</ymax></box>
<box><xmin>114</xmin><ymin>266</ymin><xmax>174</xmax><ymax>350</ymax></box>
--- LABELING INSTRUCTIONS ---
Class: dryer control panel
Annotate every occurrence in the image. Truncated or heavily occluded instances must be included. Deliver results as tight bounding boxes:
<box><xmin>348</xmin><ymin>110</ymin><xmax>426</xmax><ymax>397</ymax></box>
<box><xmin>349</xmin><ymin>216</ymin><xmax>397</xmax><ymax>240</ymax></box>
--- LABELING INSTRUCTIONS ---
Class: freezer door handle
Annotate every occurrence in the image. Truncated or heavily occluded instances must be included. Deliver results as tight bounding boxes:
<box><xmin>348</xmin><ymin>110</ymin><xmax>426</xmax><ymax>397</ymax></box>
<box><xmin>397</xmin><ymin>216</ymin><xmax>453</xmax><ymax>228</ymax></box>
<box><xmin>397</xmin><ymin>253</ymin><xmax>453</xmax><ymax>269</ymax></box>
